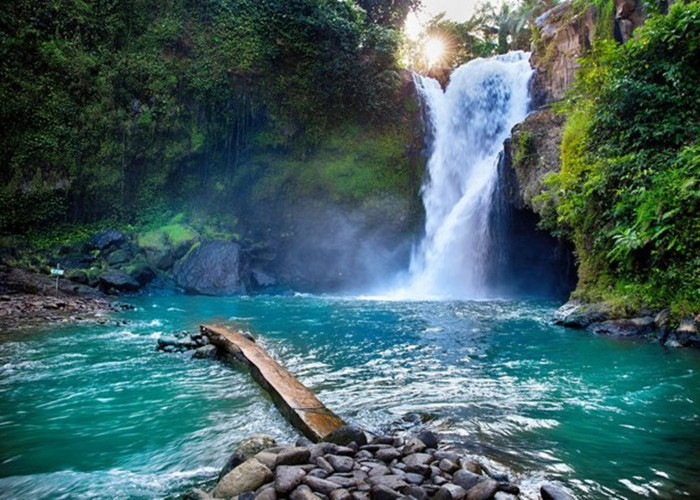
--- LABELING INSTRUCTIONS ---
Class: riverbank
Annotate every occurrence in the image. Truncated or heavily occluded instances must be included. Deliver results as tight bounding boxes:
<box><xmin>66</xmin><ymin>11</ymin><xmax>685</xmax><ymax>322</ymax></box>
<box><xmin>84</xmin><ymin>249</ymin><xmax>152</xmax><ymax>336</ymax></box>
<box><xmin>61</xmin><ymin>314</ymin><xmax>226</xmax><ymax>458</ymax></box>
<box><xmin>0</xmin><ymin>264</ymin><xmax>128</xmax><ymax>330</ymax></box>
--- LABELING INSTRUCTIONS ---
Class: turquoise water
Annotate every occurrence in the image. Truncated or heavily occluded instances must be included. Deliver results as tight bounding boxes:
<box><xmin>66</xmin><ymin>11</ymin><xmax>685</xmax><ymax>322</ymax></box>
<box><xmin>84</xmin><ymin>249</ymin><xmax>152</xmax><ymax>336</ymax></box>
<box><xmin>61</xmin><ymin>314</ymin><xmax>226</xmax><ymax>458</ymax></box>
<box><xmin>1</xmin><ymin>295</ymin><xmax>699</xmax><ymax>499</ymax></box>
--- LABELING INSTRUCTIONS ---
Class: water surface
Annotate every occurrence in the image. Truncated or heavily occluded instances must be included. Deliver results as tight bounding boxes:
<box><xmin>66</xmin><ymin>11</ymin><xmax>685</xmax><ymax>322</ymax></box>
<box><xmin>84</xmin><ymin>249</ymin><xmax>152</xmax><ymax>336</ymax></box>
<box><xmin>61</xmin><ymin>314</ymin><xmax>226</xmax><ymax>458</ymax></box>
<box><xmin>1</xmin><ymin>295</ymin><xmax>699</xmax><ymax>498</ymax></box>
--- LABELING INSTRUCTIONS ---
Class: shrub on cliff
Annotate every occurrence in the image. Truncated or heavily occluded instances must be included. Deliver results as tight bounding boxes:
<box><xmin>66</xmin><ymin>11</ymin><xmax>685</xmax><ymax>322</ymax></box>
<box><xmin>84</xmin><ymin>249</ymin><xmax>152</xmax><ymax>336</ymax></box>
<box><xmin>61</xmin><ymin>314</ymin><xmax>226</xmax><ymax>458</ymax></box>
<box><xmin>540</xmin><ymin>1</ymin><xmax>700</xmax><ymax>315</ymax></box>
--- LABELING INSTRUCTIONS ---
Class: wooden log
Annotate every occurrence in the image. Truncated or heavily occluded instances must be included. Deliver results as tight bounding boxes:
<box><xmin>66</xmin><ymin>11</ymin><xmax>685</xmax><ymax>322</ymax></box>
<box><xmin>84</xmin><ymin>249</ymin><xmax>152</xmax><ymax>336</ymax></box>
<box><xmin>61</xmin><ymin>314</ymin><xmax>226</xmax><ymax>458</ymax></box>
<box><xmin>201</xmin><ymin>324</ymin><xmax>346</xmax><ymax>442</ymax></box>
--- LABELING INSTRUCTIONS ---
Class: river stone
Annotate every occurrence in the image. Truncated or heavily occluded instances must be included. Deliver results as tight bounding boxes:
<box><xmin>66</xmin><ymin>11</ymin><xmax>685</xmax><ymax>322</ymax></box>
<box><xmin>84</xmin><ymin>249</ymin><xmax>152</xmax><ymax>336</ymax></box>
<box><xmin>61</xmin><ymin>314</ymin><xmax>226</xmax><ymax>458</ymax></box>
<box><xmin>439</xmin><ymin>459</ymin><xmax>458</xmax><ymax>473</ymax></box>
<box><xmin>368</xmin><ymin>464</ymin><xmax>390</xmax><ymax>477</ymax></box>
<box><xmin>405</xmin><ymin>472</ymin><xmax>425</xmax><ymax>485</ymax></box>
<box><xmin>219</xmin><ymin>435</ymin><xmax>277</xmax><ymax>481</ymax></box>
<box><xmin>174</xmin><ymin>240</ymin><xmax>248</xmax><ymax>295</ymax></box>
<box><xmin>375</xmin><ymin>448</ymin><xmax>402</xmax><ymax>463</ymax></box>
<box><xmin>540</xmin><ymin>484</ymin><xmax>574</xmax><ymax>500</ymax></box>
<box><xmin>276</xmin><ymin>447</ymin><xmax>311</xmax><ymax>466</ymax></box>
<box><xmin>322</xmin><ymin>425</ymin><xmax>368</xmax><ymax>447</ymax></box>
<box><xmin>404</xmin><ymin>485</ymin><xmax>428</xmax><ymax>500</ymax></box>
<box><xmin>212</xmin><ymin>458</ymin><xmax>273</xmax><ymax>498</ymax></box>
<box><xmin>329</xmin><ymin>488</ymin><xmax>352</xmax><ymax>500</ymax></box>
<box><xmin>416</xmin><ymin>430</ymin><xmax>440</xmax><ymax>449</ymax></box>
<box><xmin>255</xmin><ymin>488</ymin><xmax>277</xmax><ymax>500</ymax></box>
<box><xmin>368</xmin><ymin>475</ymin><xmax>407</xmax><ymax>490</ymax></box>
<box><xmin>403</xmin><ymin>453</ymin><xmax>433</xmax><ymax>468</ymax></box>
<box><xmin>369</xmin><ymin>484</ymin><xmax>402</xmax><ymax>500</ymax></box>
<box><xmin>351</xmin><ymin>492</ymin><xmax>370</xmax><ymax>500</ymax></box>
<box><xmin>290</xmin><ymin>485</ymin><xmax>320</xmax><ymax>500</ymax></box>
<box><xmin>466</xmin><ymin>477</ymin><xmax>499</xmax><ymax>500</ymax></box>
<box><xmin>238</xmin><ymin>492</ymin><xmax>256</xmax><ymax>500</ymax></box>
<box><xmin>303</xmin><ymin>475</ymin><xmax>341</xmax><ymax>495</ymax></box>
<box><xmin>403</xmin><ymin>437</ymin><xmax>427</xmax><ymax>454</ymax></box>
<box><xmin>553</xmin><ymin>300</ymin><xmax>608</xmax><ymax>328</ymax></box>
<box><xmin>327</xmin><ymin>455</ymin><xmax>354</xmax><ymax>473</ymax></box>
<box><xmin>307</xmin><ymin>468</ymin><xmax>329</xmax><ymax>479</ymax></box>
<box><xmin>325</xmin><ymin>475</ymin><xmax>355</xmax><ymax>488</ymax></box>
<box><xmin>436</xmin><ymin>484</ymin><xmax>467</xmax><ymax>500</ymax></box>
<box><xmin>498</xmin><ymin>483</ymin><xmax>520</xmax><ymax>495</ymax></box>
<box><xmin>275</xmin><ymin>466</ymin><xmax>307</xmax><ymax>495</ymax></box>
<box><xmin>453</xmin><ymin>470</ymin><xmax>482</xmax><ymax>491</ymax></box>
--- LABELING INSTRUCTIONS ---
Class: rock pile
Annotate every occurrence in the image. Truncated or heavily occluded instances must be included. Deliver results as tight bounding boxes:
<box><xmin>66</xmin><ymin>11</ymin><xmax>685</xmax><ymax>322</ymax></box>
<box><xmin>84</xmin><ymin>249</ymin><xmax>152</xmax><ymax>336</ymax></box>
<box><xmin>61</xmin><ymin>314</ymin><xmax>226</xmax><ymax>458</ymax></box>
<box><xmin>156</xmin><ymin>330</ymin><xmax>218</xmax><ymax>358</ymax></box>
<box><xmin>188</xmin><ymin>429</ymin><xmax>553</xmax><ymax>500</ymax></box>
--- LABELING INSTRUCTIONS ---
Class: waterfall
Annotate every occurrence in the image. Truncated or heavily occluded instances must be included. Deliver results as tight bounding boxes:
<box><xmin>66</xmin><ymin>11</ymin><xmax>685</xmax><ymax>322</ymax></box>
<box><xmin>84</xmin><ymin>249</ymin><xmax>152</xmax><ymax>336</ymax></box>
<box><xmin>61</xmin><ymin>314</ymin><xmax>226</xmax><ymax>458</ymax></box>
<box><xmin>401</xmin><ymin>51</ymin><xmax>533</xmax><ymax>299</ymax></box>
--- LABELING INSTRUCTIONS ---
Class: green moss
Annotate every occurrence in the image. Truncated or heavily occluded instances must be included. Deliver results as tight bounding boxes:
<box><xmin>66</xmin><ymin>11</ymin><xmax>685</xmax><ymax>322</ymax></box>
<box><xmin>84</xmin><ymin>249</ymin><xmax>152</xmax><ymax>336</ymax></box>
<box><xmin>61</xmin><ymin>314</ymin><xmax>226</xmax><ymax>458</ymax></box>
<box><xmin>137</xmin><ymin>223</ymin><xmax>198</xmax><ymax>250</ymax></box>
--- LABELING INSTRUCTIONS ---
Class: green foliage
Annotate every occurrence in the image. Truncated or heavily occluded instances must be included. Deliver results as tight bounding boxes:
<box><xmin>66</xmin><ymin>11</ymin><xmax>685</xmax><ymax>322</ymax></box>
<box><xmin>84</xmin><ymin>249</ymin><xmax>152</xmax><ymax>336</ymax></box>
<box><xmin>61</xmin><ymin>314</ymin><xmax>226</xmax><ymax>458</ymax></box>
<box><xmin>0</xmin><ymin>0</ymin><xmax>419</xmax><ymax>234</ymax></box>
<box><xmin>544</xmin><ymin>2</ymin><xmax>700</xmax><ymax>314</ymax></box>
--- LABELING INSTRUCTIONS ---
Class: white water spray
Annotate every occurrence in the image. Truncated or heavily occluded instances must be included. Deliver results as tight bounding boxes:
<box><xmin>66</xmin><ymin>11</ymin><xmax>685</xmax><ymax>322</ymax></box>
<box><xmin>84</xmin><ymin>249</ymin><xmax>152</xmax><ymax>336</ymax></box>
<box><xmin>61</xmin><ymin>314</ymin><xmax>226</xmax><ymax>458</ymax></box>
<box><xmin>398</xmin><ymin>52</ymin><xmax>533</xmax><ymax>299</ymax></box>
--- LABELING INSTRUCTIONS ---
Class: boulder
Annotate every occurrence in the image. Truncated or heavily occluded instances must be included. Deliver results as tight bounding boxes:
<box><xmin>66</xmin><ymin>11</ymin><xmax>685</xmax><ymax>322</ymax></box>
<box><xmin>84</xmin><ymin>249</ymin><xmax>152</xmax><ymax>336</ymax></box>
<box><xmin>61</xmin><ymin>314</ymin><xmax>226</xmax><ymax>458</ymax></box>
<box><xmin>89</xmin><ymin>229</ymin><xmax>127</xmax><ymax>251</ymax></box>
<box><xmin>174</xmin><ymin>240</ymin><xmax>248</xmax><ymax>295</ymax></box>
<box><xmin>218</xmin><ymin>435</ymin><xmax>277</xmax><ymax>481</ymax></box>
<box><xmin>106</xmin><ymin>249</ymin><xmax>132</xmax><ymax>266</ymax></box>
<box><xmin>553</xmin><ymin>300</ymin><xmax>609</xmax><ymax>329</ymax></box>
<box><xmin>416</xmin><ymin>430</ymin><xmax>440</xmax><ymax>449</ymax></box>
<box><xmin>465</xmin><ymin>478</ymin><xmax>499</xmax><ymax>500</ymax></box>
<box><xmin>589</xmin><ymin>317</ymin><xmax>655</xmax><ymax>338</ymax></box>
<box><xmin>276</xmin><ymin>447</ymin><xmax>311</xmax><ymax>467</ymax></box>
<box><xmin>99</xmin><ymin>271</ymin><xmax>140</xmax><ymax>293</ymax></box>
<box><xmin>212</xmin><ymin>458</ymin><xmax>273</xmax><ymax>499</ymax></box>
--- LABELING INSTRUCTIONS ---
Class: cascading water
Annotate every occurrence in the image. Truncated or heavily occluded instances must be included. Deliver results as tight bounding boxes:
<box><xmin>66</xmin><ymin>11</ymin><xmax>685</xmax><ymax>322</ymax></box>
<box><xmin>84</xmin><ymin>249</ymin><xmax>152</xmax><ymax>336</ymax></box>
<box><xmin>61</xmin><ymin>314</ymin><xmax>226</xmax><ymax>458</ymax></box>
<box><xmin>401</xmin><ymin>51</ymin><xmax>533</xmax><ymax>299</ymax></box>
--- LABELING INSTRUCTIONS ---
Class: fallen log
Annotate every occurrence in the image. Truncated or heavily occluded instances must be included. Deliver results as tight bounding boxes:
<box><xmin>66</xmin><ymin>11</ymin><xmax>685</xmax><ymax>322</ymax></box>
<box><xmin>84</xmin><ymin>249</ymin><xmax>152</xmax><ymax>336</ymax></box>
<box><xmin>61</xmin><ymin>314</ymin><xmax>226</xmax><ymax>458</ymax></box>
<box><xmin>201</xmin><ymin>324</ymin><xmax>346</xmax><ymax>442</ymax></box>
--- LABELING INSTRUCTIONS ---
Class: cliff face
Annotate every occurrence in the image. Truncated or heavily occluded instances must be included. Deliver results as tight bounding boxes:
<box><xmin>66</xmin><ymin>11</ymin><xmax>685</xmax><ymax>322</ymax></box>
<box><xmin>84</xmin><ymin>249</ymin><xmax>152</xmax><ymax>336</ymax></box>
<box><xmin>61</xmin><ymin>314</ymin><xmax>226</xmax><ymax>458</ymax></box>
<box><xmin>530</xmin><ymin>2</ymin><xmax>597</xmax><ymax>105</ymax></box>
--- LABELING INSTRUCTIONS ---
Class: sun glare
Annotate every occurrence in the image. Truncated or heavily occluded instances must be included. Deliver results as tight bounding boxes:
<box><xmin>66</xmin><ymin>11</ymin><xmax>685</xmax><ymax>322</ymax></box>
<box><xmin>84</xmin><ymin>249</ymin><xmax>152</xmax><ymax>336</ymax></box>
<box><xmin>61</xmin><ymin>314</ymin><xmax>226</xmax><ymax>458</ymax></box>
<box><xmin>424</xmin><ymin>37</ymin><xmax>446</xmax><ymax>68</ymax></box>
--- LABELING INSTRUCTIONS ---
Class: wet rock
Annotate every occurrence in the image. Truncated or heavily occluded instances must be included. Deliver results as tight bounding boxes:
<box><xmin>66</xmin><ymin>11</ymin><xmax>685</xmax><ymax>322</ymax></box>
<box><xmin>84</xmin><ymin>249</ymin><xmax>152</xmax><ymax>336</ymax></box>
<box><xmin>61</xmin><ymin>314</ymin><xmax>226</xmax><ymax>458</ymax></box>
<box><xmin>276</xmin><ymin>447</ymin><xmax>311</xmax><ymax>466</ymax></box>
<box><xmin>304</xmin><ymin>475</ymin><xmax>341</xmax><ymax>495</ymax></box>
<box><xmin>553</xmin><ymin>300</ymin><xmax>608</xmax><ymax>328</ymax></box>
<box><xmin>212</xmin><ymin>458</ymin><xmax>273</xmax><ymax>498</ymax></box>
<box><xmin>323</xmin><ymin>426</ymin><xmax>368</xmax><ymax>447</ymax></box>
<box><xmin>540</xmin><ymin>483</ymin><xmax>574</xmax><ymax>500</ymax></box>
<box><xmin>290</xmin><ymin>485</ymin><xmax>321</xmax><ymax>500</ymax></box>
<box><xmin>219</xmin><ymin>435</ymin><xmax>277</xmax><ymax>481</ymax></box>
<box><xmin>296</xmin><ymin>437</ymin><xmax>314</xmax><ymax>447</ymax></box>
<box><xmin>589</xmin><ymin>316</ymin><xmax>655</xmax><ymax>338</ymax></box>
<box><xmin>238</xmin><ymin>492</ymin><xmax>256</xmax><ymax>500</ymax></box>
<box><xmin>307</xmin><ymin>468</ymin><xmax>329</xmax><ymax>479</ymax></box>
<box><xmin>327</xmin><ymin>455</ymin><xmax>354</xmax><ymax>473</ymax></box>
<box><xmin>316</xmin><ymin>456</ymin><xmax>335</xmax><ymax>474</ymax></box>
<box><xmin>275</xmin><ymin>466</ymin><xmax>307</xmax><ymax>495</ymax></box>
<box><xmin>351</xmin><ymin>492</ymin><xmax>370</xmax><ymax>500</ymax></box>
<box><xmin>465</xmin><ymin>477</ymin><xmax>499</xmax><ymax>500</ymax></box>
<box><xmin>416</xmin><ymin>430</ymin><xmax>440</xmax><ymax>449</ymax></box>
<box><xmin>369</xmin><ymin>484</ymin><xmax>402</xmax><ymax>500</ymax></box>
<box><xmin>193</xmin><ymin>345</ymin><xmax>218</xmax><ymax>359</ymax></box>
<box><xmin>497</xmin><ymin>483</ymin><xmax>520</xmax><ymax>495</ymax></box>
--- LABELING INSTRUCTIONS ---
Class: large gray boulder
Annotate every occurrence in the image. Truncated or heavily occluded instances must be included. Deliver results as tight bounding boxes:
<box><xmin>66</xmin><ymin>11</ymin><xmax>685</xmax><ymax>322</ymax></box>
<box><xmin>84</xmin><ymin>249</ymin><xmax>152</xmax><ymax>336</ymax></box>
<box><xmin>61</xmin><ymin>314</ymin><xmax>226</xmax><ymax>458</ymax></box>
<box><xmin>174</xmin><ymin>240</ymin><xmax>248</xmax><ymax>295</ymax></box>
<box><xmin>211</xmin><ymin>458</ymin><xmax>273</xmax><ymax>498</ymax></box>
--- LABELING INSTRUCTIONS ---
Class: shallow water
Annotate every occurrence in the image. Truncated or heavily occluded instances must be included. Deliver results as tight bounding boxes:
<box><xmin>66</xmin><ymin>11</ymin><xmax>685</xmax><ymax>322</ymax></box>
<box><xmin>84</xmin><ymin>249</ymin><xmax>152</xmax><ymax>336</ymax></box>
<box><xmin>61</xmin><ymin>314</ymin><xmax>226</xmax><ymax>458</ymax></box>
<box><xmin>1</xmin><ymin>295</ymin><xmax>699</xmax><ymax>499</ymax></box>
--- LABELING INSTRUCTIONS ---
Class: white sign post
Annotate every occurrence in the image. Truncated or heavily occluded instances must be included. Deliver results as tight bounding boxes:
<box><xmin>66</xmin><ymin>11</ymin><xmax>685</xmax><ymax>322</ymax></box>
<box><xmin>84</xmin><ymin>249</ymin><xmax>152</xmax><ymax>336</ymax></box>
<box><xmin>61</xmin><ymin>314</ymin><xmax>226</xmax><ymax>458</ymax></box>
<box><xmin>50</xmin><ymin>264</ymin><xmax>64</xmax><ymax>297</ymax></box>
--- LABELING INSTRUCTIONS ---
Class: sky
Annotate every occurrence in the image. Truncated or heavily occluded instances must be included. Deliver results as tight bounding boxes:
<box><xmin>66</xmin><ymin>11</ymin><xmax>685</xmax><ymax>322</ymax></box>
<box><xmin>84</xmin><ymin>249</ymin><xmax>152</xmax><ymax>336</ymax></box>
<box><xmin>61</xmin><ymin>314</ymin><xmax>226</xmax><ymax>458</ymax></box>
<box><xmin>405</xmin><ymin>0</ymin><xmax>480</xmax><ymax>39</ymax></box>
